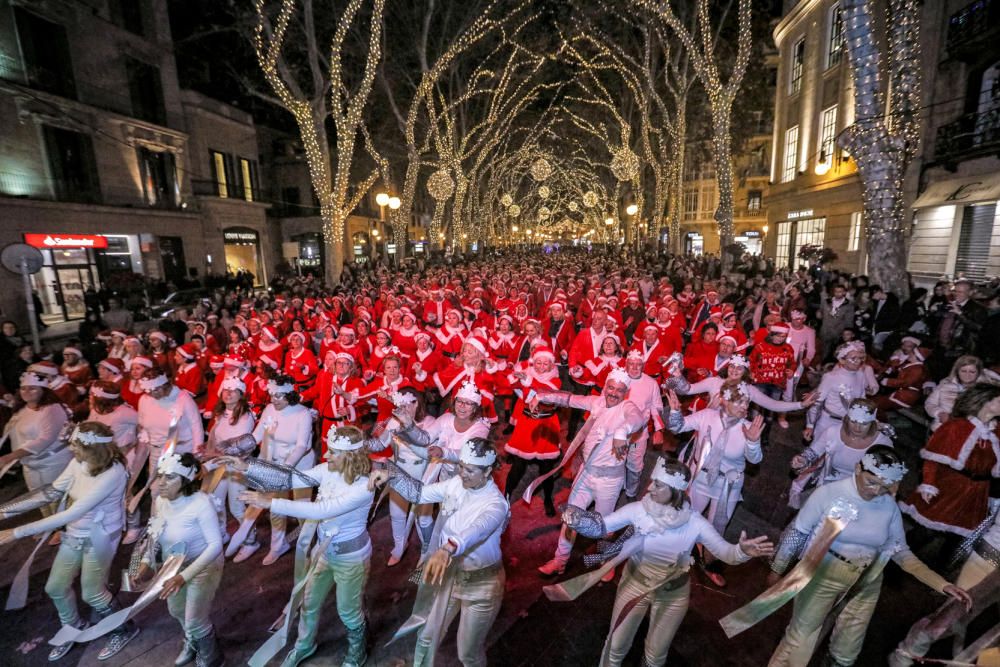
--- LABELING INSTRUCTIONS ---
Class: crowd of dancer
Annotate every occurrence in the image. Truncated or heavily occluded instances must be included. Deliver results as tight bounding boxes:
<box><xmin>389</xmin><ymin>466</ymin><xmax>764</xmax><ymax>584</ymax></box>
<box><xmin>0</xmin><ymin>246</ymin><xmax>997</xmax><ymax>666</ymax></box>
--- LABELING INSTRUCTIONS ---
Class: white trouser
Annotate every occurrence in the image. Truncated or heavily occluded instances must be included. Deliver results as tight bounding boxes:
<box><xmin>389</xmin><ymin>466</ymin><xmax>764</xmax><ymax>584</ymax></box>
<box><xmin>390</xmin><ymin>457</ymin><xmax>432</xmax><ymax>556</ymax></box>
<box><xmin>45</xmin><ymin>529</ymin><xmax>121</xmax><ymax>627</ymax></box>
<box><xmin>602</xmin><ymin>565</ymin><xmax>689</xmax><ymax>667</ymax></box>
<box><xmin>414</xmin><ymin>568</ymin><xmax>505</xmax><ymax>667</ymax></box>
<box><xmin>267</xmin><ymin>447</ymin><xmax>316</xmax><ymax>552</ymax></box>
<box><xmin>167</xmin><ymin>554</ymin><xmax>224</xmax><ymax>640</ymax></box>
<box><xmin>554</xmin><ymin>470</ymin><xmax>624</xmax><ymax>564</ymax></box>
<box><xmin>625</xmin><ymin>433</ymin><xmax>649</xmax><ymax>498</ymax></box>
<box><xmin>211</xmin><ymin>471</ymin><xmax>248</xmax><ymax>525</ymax></box>
<box><xmin>689</xmin><ymin>469</ymin><xmax>743</xmax><ymax>532</ymax></box>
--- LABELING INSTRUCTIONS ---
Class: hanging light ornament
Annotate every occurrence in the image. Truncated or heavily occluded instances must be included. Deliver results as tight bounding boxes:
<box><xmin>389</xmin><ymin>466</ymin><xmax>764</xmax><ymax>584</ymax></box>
<box><xmin>500</xmin><ymin>193</ymin><xmax>513</xmax><ymax>208</ymax></box>
<box><xmin>582</xmin><ymin>190</ymin><xmax>599</xmax><ymax>208</ymax></box>
<box><xmin>508</xmin><ymin>204</ymin><xmax>521</xmax><ymax>217</ymax></box>
<box><xmin>530</xmin><ymin>158</ymin><xmax>553</xmax><ymax>181</ymax></box>
<box><xmin>538</xmin><ymin>185</ymin><xmax>550</xmax><ymax>199</ymax></box>
<box><xmin>538</xmin><ymin>206</ymin><xmax>551</xmax><ymax>221</ymax></box>
<box><xmin>568</xmin><ymin>200</ymin><xmax>579</xmax><ymax>212</ymax></box>
<box><xmin>610</xmin><ymin>147</ymin><xmax>640</xmax><ymax>182</ymax></box>
<box><xmin>427</xmin><ymin>169</ymin><xmax>455</xmax><ymax>201</ymax></box>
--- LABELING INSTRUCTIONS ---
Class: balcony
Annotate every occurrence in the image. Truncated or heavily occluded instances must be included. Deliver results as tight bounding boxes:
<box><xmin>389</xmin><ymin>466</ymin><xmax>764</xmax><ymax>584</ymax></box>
<box><xmin>934</xmin><ymin>108</ymin><xmax>1000</xmax><ymax>165</ymax></box>
<box><xmin>947</xmin><ymin>0</ymin><xmax>1000</xmax><ymax>60</ymax></box>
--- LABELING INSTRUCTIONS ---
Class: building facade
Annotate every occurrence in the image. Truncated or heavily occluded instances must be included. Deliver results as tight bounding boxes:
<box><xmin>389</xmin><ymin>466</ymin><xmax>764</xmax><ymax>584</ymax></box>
<box><xmin>906</xmin><ymin>0</ymin><xmax>1000</xmax><ymax>285</ymax></box>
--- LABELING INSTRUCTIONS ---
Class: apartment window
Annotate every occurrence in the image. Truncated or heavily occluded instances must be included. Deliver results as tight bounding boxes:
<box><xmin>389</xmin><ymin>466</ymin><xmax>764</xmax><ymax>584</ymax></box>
<box><xmin>126</xmin><ymin>58</ymin><xmax>166</xmax><ymax>125</ymax></box>
<box><xmin>701</xmin><ymin>185</ymin><xmax>716</xmax><ymax>213</ymax></box>
<box><xmin>14</xmin><ymin>8</ymin><xmax>76</xmax><ymax>99</ymax></box>
<box><xmin>281</xmin><ymin>186</ymin><xmax>301</xmax><ymax>215</ymax></box>
<box><xmin>848</xmin><ymin>211</ymin><xmax>863</xmax><ymax>251</ymax></box>
<box><xmin>239</xmin><ymin>158</ymin><xmax>258</xmax><ymax>201</ymax></box>
<box><xmin>954</xmin><ymin>204</ymin><xmax>997</xmax><ymax>280</ymax></box>
<box><xmin>137</xmin><ymin>147</ymin><xmax>178</xmax><ymax>208</ymax></box>
<box><xmin>782</xmin><ymin>125</ymin><xmax>800</xmax><ymax>183</ymax></box>
<box><xmin>683</xmin><ymin>188</ymin><xmax>698</xmax><ymax>221</ymax></box>
<box><xmin>211</xmin><ymin>151</ymin><xmax>232</xmax><ymax>198</ymax></box>
<box><xmin>793</xmin><ymin>218</ymin><xmax>827</xmax><ymax>263</ymax></box>
<box><xmin>42</xmin><ymin>125</ymin><xmax>100</xmax><ymax>204</ymax></box>
<box><xmin>790</xmin><ymin>38</ymin><xmax>805</xmax><ymax>94</ymax></box>
<box><xmin>819</xmin><ymin>105</ymin><xmax>838</xmax><ymax>168</ymax></box>
<box><xmin>827</xmin><ymin>4</ymin><xmax>845</xmax><ymax>69</ymax></box>
<box><xmin>747</xmin><ymin>190</ymin><xmax>762</xmax><ymax>213</ymax></box>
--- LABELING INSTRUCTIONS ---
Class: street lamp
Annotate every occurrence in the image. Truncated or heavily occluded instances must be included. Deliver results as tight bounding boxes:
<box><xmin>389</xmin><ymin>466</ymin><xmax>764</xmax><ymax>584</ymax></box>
<box><xmin>375</xmin><ymin>192</ymin><xmax>390</xmax><ymax>207</ymax></box>
<box><xmin>388</xmin><ymin>196</ymin><xmax>401</xmax><ymax>209</ymax></box>
<box><xmin>625</xmin><ymin>203</ymin><xmax>639</xmax><ymax>216</ymax></box>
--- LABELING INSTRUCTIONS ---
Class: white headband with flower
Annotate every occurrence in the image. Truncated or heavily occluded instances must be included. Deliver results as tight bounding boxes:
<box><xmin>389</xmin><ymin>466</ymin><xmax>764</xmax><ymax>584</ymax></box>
<box><xmin>861</xmin><ymin>453</ymin><xmax>907</xmax><ymax>484</ymax></box>
<box><xmin>71</xmin><ymin>427</ymin><xmax>114</xmax><ymax>446</ymax></box>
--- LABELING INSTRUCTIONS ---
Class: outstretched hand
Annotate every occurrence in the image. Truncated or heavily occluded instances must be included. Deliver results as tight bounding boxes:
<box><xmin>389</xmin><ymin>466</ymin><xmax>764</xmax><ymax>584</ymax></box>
<box><xmin>742</xmin><ymin>415</ymin><xmax>765</xmax><ymax>442</ymax></box>
<box><xmin>422</xmin><ymin>547</ymin><xmax>452</xmax><ymax>586</ymax></box>
<box><xmin>943</xmin><ymin>584</ymin><xmax>974</xmax><ymax>612</ymax></box>
<box><xmin>666</xmin><ymin>389</ymin><xmax>682</xmax><ymax>412</ymax></box>
<box><xmin>368</xmin><ymin>469</ymin><xmax>389</xmax><ymax>491</ymax></box>
<box><xmin>738</xmin><ymin>531</ymin><xmax>775</xmax><ymax>558</ymax></box>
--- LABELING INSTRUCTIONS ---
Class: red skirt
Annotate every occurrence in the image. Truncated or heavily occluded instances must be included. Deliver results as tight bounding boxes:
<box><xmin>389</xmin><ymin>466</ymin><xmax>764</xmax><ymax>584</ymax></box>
<box><xmin>505</xmin><ymin>401</ymin><xmax>561</xmax><ymax>460</ymax></box>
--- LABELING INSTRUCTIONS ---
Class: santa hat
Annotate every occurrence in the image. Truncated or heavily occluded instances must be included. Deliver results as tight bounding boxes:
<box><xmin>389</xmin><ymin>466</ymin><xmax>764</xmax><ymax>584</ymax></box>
<box><xmin>718</xmin><ymin>334</ymin><xmax>738</xmax><ymax>346</ymax></box>
<box><xmin>531</xmin><ymin>346</ymin><xmax>556</xmax><ymax>361</ymax></box>
<box><xmin>339</xmin><ymin>325</ymin><xmax>356</xmax><ymax>337</ymax></box>
<box><xmin>769</xmin><ymin>322</ymin><xmax>790</xmax><ymax>334</ymax></box>
<box><xmin>627</xmin><ymin>292</ymin><xmax>640</xmax><ymax>301</ymax></box>
<box><xmin>287</xmin><ymin>331</ymin><xmax>307</xmax><ymax>344</ymax></box>
<box><xmin>258</xmin><ymin>353</ymin><xmax>280</xmax><ymax>369</ymax></box>
<box><xmin>261</xmin><ymin>326</ymin><xmax>279</xmax><ymax>342</ymax></box>
<box><xmin>498</xmin><ymin>314</ymin><xmax>514</xmax><ymax>327</ymax></box>
<box><xmin>110</xmin><ymin>330</ymin><xmax>127</xmax><ymax>340</ymax></box>
<box><xmin>334</xmin><ymin>352</ymin><xmax>355</xmax><ymax>363</ymax></box>
<box><xmin>27</xmin><ymin>361</ymin><xmax>59</xmax><ymax>377</ymax></box>
<box><xmin>62</xmin><ymin>346</ymin><xmax>82</xmax><ymax>358</ymax></box>
<box><xmin>131</xmin><ymin>356</ymin><xmax>154</xmax><ymax>369</ymax></box>
<box><xmin>304</xmin><ymin>298</ymin><xmax>317</xmax><ymax>310</ymax></box>
<box><xmin>208</xmin><ymin>354</ymin><xmax>225</xmax><ymax>370</ymax></box>
<box><xmin>149</xmin><ymin>331</ymin><xmax>168</xmax><ymax>342</ymax></box>
<box><xmin>176</xmin><ymin>344</ymin><xmax>196</xmax><ymax>360</ymax></box>
<box><xmin>901</xmin><ymin>335</ymin><xmax>921</xmax><ymax>347</ymax></box>
<box><xmin>376</xmin><ymin>328</ymin><xmax>393</xmax><ymax>340</ymax></box>
<box><xmin>645</xmin><ymin>304</ymin><xmax>658</xmax><ymax>316</ymax></box>
<box><xmin>223</xmin><ymin>355</ymin><xmax>247</xmax><ymax>368</ymax></box>
<box><xmin>914</xmin><ymin>346</ymin><xmax>931</xmax><ymax>362</ymax></box>
<box><xmin>465</xmin><ymin>335</ymin><xmax>488</xmax><ymax>356</ymax></box>
<box><xmin>414</xmin><ymin>331</ymin><xmax>432</xmax><ymax>343</ymax></box>
<box><xmin>98</xmin><ymin>358</ymin><xmax>125</xmax><ymax>376</ymax></box>
<box><xmin>232</xmin><ymin>324</ymin><xmax>249</xmax><ymax>339</ymax></box>
<box><xmin>549</xmin><ymin>301</ymin><xmax>566</xmax><ymax>311</ymax></box>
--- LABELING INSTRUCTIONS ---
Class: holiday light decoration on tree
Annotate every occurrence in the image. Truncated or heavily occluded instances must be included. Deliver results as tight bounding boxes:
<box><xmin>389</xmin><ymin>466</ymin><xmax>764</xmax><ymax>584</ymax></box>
<box><xmin>838</xmin><ymin>0</ymin><xmax>921</xmax><ymax>296</ymax></box>
<box><xmin>427</xmin><ymin>168</ymin><xmax>456</xmax><ymax>200</ymax></box>
<box><xmin>508</xmin><ymin>204</ymin><xmax>521</xmax><ymax>217</ymax></box>
<box><xmin>610</xmin><ymin>146</ymin><xmax>641</xmax><ymax>181</ymax></box>
<box><xmin>530</xmin><ymin>157</ymin><xmax>553</xmax><ymax>181</ymax></box>
<box><xmin>500</xmin><ymin>193</ymin><xmax>513</xmax><ymax>207</ymax></box>
<box><xmin>568</xmin><ymin>200</ymin><xmax>579</xmax><ymax>212</ymax></box>
<box><xmin>538</xmin><ymin>185</ymin><xmax>550</xmax><ymax>199</ymax></box>
<box><xmin>583</xmin><ymin>190</ymin><xmax>599</xmax><ymax>207</ymax></box>
<box><xmin>253</xmin><ymin>0</ymin><xmax>386</xmax><ymax>283</ymax></box>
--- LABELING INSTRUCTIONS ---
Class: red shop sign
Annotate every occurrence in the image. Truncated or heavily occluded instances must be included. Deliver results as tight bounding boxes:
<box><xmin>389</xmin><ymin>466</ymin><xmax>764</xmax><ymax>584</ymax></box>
<box><xmin>24</xmin><ymin>233</ymin><xmax>108</xmax><ymax>249</ymax></box>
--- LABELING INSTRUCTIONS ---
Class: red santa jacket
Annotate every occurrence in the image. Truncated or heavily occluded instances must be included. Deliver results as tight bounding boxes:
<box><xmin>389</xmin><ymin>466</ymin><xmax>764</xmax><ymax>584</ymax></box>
<box><xmin>174</xmin><ymin>362</ymin><xmax>205</xmax><ymax>398</ymax></box>
<box><xmin>283</xmin><ymin>347</ymin><xmax>318</xmax><ymax>392</ymax></box>
<box><xmin>683</xmin><ymin>340</ymin><xmax>720</xmax><ymax>381</ymax></box>
<box><xmin>880</xmin><ymin>359</ymin><xmax>928</xmax><ymax>408</ymax></box>
<box><xmin>540</xmin><ymin>317</ymin><xmax>574</xmax><ymax>362</ymax></box>
<box><xmin>408</xmin><ymin>347</ymin><xmax>447</xmax><ymax>392</ymax></box>
<box><xmin>749</xmin><ymin>340</ymin><xmax>795</xmax><ymax>385</ymax></box>
<box><xmin>433</xmin><ymin>362</ymin><xmax>497</xmax><ymax>420</ymax></box>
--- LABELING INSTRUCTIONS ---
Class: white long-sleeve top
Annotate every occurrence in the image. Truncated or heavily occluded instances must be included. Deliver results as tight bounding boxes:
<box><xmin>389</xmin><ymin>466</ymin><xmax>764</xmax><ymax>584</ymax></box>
<box><xmin>670</xmin><ymin>407</ymin><xmax>762</xmax><ymax>475</ymax></box>
<box><xmin>270</xmin><ymin>463</ymin><xmax>374</xmax><ymax>563</ymax></box>
<box><xmin>208</xmin><ymin>410</ymin><xmax>255</xmax><ymax>449</ymax></box>
<box><xmin>4</xmin><ymin>404</ymin><xmax>71</xmax><ymax>467</ymax></box>
<box><xmin>624</xmin><ymin>374</ymin><xmax>665</xmax><ymax>432</ymax></box>
<box><xmin>13</xmin><ymin>459</ymin><xmax>128</xmax><ymax>539</ymax></box>
<box><xmin>89</xmin><ymin>404</ymin><xmax>139</xmax><ymax>450</ymax></box>
<box><xmin>148</xmin><ymin>492</ymin><xmax>223</xmax><ymax>582</ymax></box>
<box><xmin>682</xmin><ymin>376</ymin><xmax>803</xmax><ymax>413</ymax></box>
<box><xmin>786</xmin><ymin>325</ymin><xmax>816</xmax><ymax>363</ymax></box>
<box><xmin>794</xmin><ymin>477</ymin><xmax>947</xmax><ymax>593</ymax></box>
<box><xmin>253</xmin><ymin>404</ymin><xmax>313</xmax><ymax>467</ymax></box>
<box><xmin>567</xmin><ymin>395</ymin><xmax>646</xmax><ymax>469</ymax></box>
<box><xmin>806</xmin><ymin>366</ymin><xmax>879</xmax><ymax>430</ymax></box>
<box><xmin>804</xmin><ymin>424</ymin><xmax>894</xmax><ymax>484</ymax></box>
<box><xmin>137</xmin><ymin>387</ymin><xmax>204</xmax><ymax>454</ymax></box>
<box><xmin>417</xmin><ymin>476</ymin><xmax>508</xmax><ymax>571</ymax></box>
<box><xmin>604</xmin><ymin>499</ymin><xmax>748</xmax><ymax>570</ymax></box>
<box><xmin>924</xmin><ymin>378</ymin><xmax>966</xmax><ymax>431</ymax></box>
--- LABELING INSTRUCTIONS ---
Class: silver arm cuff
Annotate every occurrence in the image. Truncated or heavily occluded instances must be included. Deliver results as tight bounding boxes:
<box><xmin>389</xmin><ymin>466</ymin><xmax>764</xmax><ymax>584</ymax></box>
<box><xmin>0</xmin><ymin>484</ymin><xmax>62</xmax><ymax>519</ymax></box>
<box><xmin>218</xmin><ymin>433</ymin><xmax>258</xmax><ymax>458</ymax></box>
<box><xmin>665</xmin><ymin>375</ymin><xmax>691</xmax><ymax>394</ymax></box>
<box><xmin>384</xmin><ymin>459</ymin><xmax>423</xmax><ymax>503</ymax></box>
<box><xmin>537</xmin><ymin>391</ymin><xmax>572</xmax><ymax>408</ymax></box>
<box><xmin>562</xmin><ymin>504</ymin><xmax>607</xmax><ymax>538</ymax></box>
<box><xmin>244</xmin><ymin>459</ymin><xmax>320</xmax><ymax>492</ymax></box>
<box><xmin>397</xmin><ymin>424</ymin><xmax>433</xmax><ymax>448</ymax></box>
<box><xmin>365</xmin><ymin>436</ymin><xmax>390</xmax><ymax>453</ymax></box>
<box><xmin>771</xmin><ymin>526</ymin><xmax>810</xmax><ymax>574</ymax></box>
<box><xmin>667</xmin><ymin>409</ymin><xmax>686</xmax><ymax>433</ymax></box>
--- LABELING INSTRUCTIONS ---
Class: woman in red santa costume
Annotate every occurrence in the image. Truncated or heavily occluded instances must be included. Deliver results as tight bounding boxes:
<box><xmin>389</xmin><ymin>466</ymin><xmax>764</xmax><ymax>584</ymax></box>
<box><xmin>434</xmin><ymin>308</ymin><xmax>467</xmax><ymax>359</ymax></box>
<box><xmin>226</xmin><ymin>324</ymin><xmax>254</xmax><ymax>363</ymax></box>
<box><xmin>122</xmin><ymin>356</ymin><xmax>154</xmax><ymax>409</ymax></box>
<box><xmin>504</xmin><ymin>346</ymin><xmax>562</xmax><ymax>516</ymax></box>
<box><xmin>316</xmin><ymin>324</ymin><xmax>338</xmax><ymax>364</ymax></box>
<box><xmin>60</xmin><ymin>345</ymin><xmax>92</xmax><ymax>396</ymax></box>
<box><xmin>393</xmin><ymin>309</ymin><xmax>422</xmax><ymax>363</ymax></box>
<box><xmin>357</xmin><ymin>353</ymin><xmax>412</xmax><ymax>461</ymax></box>
<box><xmin>302</xmin><ymin>351</ymin><xmax>364</xmax><ymax>452</ymax></box>
<box><xmin>900</xmin><ymin>383</ymin><xmax>1000</xmax><ymax>557</ymax></box>
<box><xmin>95</xmin><ymin>357</ymin><xmax>126</xmax><ymax>393</ymax></box>
<box><xmin>256</xmin><ymin>325</ymin><xmax>284</xmax><ymax>368</ymax></box>
<box><xmin>581</xmin><ymin>334</ymin><xmax>625</xmax><ymax>391</ymax></box>
<box><xmin>683</xmin><ymin>323</ymin><xmax>720</xmax><ymax>382</ymax></box>
<box><xmin>489</xmin><ymin>314</ymin><xmax>519</xmax><ymax>426</ymax></box>
<box><xmin>366</xmin><ymin>329</ymin><xmax>398</xmax><ymax>382</ymax></box>
<box><xmin>148</xmin><ymin>331</ymin><xmax>175</xmax><ymax>376</ymax></box>
<box><xmin>282</xmin><ymin>330</ymin><xmax>318</xmax><ymax>396</ymax></box>
<box><xmin>433</xmin><ymin>336</ymin><xmax>498</xmax><ymax>422</ymax></box>
<box><xmin>247</xmin><ymin>353</ymin><xmax>280</xmax><ymax>417</ymax></box>
<box><xmin>173</xmin><ymin>344</ymin><xmax>205</xmax><ymax>398</ymax></box>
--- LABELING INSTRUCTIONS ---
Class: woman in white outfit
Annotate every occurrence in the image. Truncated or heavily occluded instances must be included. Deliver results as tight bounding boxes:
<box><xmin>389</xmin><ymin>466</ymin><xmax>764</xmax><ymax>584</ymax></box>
<box><xmin>367</xmin><ymin>386</ymin><xmax>436</xmax><ymax>566</ymax></box>
<box><xmin>804</xmin><ymin>341</ymin><xmax>879</xmax><ymax>441</ymax></box>
<box><xmin>136</xmin><ymin>369</ymin><xmax>205</xmax><ymax>502</ymax></box>
<box><xmin>0</xmin><ymin>422</ymin><xmax>135</xmax><ymax>662</ymax></box>
<box><xmin>204</xmin><ymin>377</ymin><xmax>255</xmax><ymax>551</ymax></box>
<box><xmin>557</xmin><ymin>458</ymin><xmax>773</xmax><ymax>667</ymax></box>
<box><xmin>0</xmin><ymin>372</ymin><xmax>72</xmax><ymax>509</ymax></box>
<box><xmin>88</xmin><ymin>380</ymin><xmax>142</xmax><ymax>541</ymax></box>
<box><xmin>131</xmin><ymin>452</ymin><xmax>224</xmax><ymax>667</ymax></box>
<box><xmin>789</xmin><ymin>398</ymin><xmax>894</xmax><ymax>508</ymax></box>
<box><xmin>370</xmin><ymin>437</ymin><xmax>509</xmax><ymax>667</ymax></box>
<box><xmin>238</xmin><ymin>425</ymin><xmax>375</xmax><ymax>667</ymax></box>
<box><xmin>250</xmin><ymin>374</ymin><xmax>315</xmax><ymax>565</ymax></box>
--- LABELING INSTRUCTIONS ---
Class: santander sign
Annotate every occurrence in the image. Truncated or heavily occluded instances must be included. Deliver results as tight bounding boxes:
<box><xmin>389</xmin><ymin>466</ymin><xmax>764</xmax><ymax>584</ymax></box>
<box><xmin>24</xmin><ymin>234</ymin><xmax>108</xmax><ymax>249</ymax></box>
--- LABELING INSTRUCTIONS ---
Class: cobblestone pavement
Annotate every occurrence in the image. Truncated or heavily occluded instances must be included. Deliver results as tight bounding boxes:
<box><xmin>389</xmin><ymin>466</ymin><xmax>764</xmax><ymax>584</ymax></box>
<box><xmin>0</xmin><ymin>409</ymin><xmax>965</xmax><ymax>666</ymax></box>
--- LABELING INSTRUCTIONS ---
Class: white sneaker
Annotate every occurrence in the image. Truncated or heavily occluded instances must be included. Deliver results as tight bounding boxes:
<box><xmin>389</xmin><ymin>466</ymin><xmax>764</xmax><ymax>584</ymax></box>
<box><xmin>262</xmin><ymin>541</ymin><xmax>291</xmax><ymax>566</ymax></box>
<box><xmin>233</xmin><ymin>541</ymin><xmax>261</xmax><ymax>563</ymax></box>
<box><xmin>122</xmin><ymin>527</ymin><xmax>142</xmax><ymax>545</ymax></box>
<box><xmin>537</xmin><ymin>559</ymin><xmax>566</xmax><ymax>576</ymax></box>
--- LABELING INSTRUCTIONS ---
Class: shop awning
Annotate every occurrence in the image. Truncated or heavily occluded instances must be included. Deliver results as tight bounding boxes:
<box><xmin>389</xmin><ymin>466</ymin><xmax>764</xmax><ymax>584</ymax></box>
<box><xmin>913</xmin><ymin>172</ymin><xmax>1000</xmax><ymax>208</ymax></box>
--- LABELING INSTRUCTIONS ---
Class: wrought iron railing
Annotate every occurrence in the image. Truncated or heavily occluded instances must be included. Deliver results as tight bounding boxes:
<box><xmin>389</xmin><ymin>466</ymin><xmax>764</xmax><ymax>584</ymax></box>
<box><xmin>947</xmin><ymin>0</ymin><xmax>1000</xmax><ymax>55</ymax></box>
<box><xmin>934</xmin><ymin>108</ymin><xmax>1000</xmax><ymax>162</ymax></box>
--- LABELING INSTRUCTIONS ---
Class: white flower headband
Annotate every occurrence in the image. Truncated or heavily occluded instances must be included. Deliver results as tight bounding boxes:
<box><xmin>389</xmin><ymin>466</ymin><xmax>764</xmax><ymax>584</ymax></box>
<box><xmin>861</xmin><ymin>453</ymin><xmax>907</xmax><ymax>484</ymax></box>
<box><xmin>460</xmin><ymin>440</ymin><xmax>496</xmax><ymax>466</ymax></box>
<box><xmin>219</xmin><ymin>377</ymin><xmax>245</xmax><ymax>393</ymax></box>
<box><xmin>157</xmin><ymin>452</ymin><xmax>196</xmax><ymax>480</ymax></box>
<box><xmin>847</xmin><ymin>403</ymin><xmax>877</xmax><ymax>424</ymax></box>
<box><xmin>71</xmin><ymin>427</ymin><xmax>114</xmax><ymax>446</ymax></box>
<box><xmin>607</xmin><ymin>368</ymin><xmax>633</xmax><ymax>388</ymax></box>
<box><xmin>726</xmin><ymin>354</ymin><xmax>750</xmax><ymax>369</ymax></box>
<box><xmin>267</xmin><ymin>380</ymin><xmax>295</xmax><ymax>395</ymax></box>
<box><xmin>327</xmin><ymin>431</ymin><xmax>365</xmax><ymax>452</ymax></box>
<box><xmin>651</xmin><ymin>459</ymin><xmax>689</xmax><ymax>490</ymax></box>
<box><xmin>139</xmin><ymin>374</ymin><xmax>170</xmax><ymax>392</ymax></box>
<box><xmin>390</xmin><ymin>391</ymin><xmax>416</xmax><ymax>408</ymax></box>
<box><xmin>721</xmin><ymin>382</ymin><xmax>750</xmax><ymax>402</ymax></box>
<box><xmin>455</xmin><ymin>381</ymin><xmax>482</xmax><ymax>403</ymax></box>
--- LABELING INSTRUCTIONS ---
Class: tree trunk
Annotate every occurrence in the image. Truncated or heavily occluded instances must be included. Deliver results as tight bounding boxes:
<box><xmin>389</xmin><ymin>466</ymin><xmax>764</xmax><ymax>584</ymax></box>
<box><xmin>712</xmin><ymin>110</ymin><xmax>735</xmax><ymax>269</ymax></box>
<box><xmin>322</xmin><ymin>203</ymin><xmax>346</xmax><ymax>286</ymax></box>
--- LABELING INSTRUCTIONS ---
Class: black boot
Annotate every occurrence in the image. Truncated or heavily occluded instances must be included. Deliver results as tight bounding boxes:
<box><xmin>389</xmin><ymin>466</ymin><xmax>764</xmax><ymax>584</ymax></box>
<box><xmin>174</xmin><ymin>636</ymin><xmax>197</xmax><ymax>666</ymax></box>
<box><xmin>195</xmin><ymin>630</ymin><xmax>224</xmax><ymax>667</ymax></box>
<box><xmin>544</xmin><ymin>495</ymin><xmax>556</xmax><ymax>517</ymax></box>
<box><xmin>342</xmin><ymin>621</ymin><xmax>367</xmax><ymax>667</ymax></box>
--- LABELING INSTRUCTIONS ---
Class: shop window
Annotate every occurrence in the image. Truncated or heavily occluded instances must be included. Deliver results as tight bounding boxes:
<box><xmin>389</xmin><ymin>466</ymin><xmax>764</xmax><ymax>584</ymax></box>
<box><xmin>790</xmin><ymin>38</ymin><xmax>805</xmax><ymax>95</ymax></box>
<box><xmin>782</xmin><ymin>125</ymin><xmax>799</xmax><ymax>183</ymax></box>
<box><xmin>791</xmin><ymin>218</ymin><xmax>827</xmax><ymax>267</ymax></box>
<box><xmin>42</xmin><ymin>125</ymin><xmax>101</xmax><ymax>204</ymax></box>
<box><xmin>776</xmin><ymin>221</ymin><xmax>793</xmax><ymax>269</ymax></box>
<box><xmin>955</xmin><ymin>204</ymin><xmax>997</xmax><ymax>280</ymax></box>
<box><xmin>827</xmin><ymin>4</ymin><xmax>844</xmax><ymax>69</ymax></box>
<box><xmin>138</xmin><ymin>147</ymin><xmax>179</xmax><ymax>208</ymax></box>
<box><xmin>14</xmin><ymin>8</ymin><xmax>76</xmax><ymax>99</ymax></box>
<box><xmin>125</xmin><ymin>57</ymin><xmax>166</xmax><ymax>125</ymax></box>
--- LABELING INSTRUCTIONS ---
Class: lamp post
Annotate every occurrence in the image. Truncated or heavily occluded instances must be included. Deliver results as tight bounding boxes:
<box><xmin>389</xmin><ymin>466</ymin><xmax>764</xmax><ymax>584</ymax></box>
<box><xmin>625</xmin><ymin>203</ymin><xmax>639</xmax><ymax>253</ymax></box>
